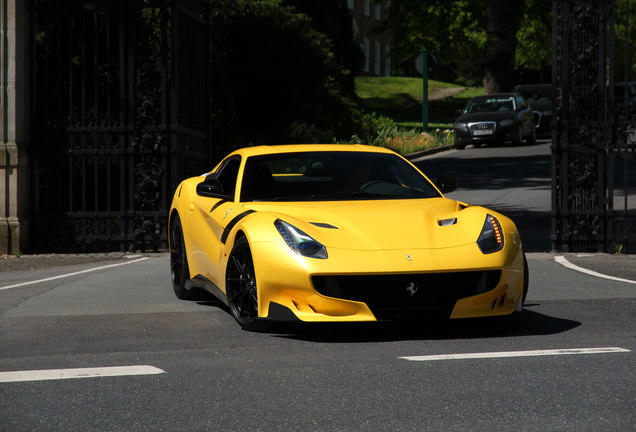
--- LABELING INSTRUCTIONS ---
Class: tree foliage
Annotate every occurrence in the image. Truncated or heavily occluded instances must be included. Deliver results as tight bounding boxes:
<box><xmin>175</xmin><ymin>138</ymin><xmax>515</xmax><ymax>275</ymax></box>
<box><xmin>210</xmin><ymin>0</ymin><xmax>376</xmax><ymax>152</ymax></box>
<box><xmin>614</xmin><ymin>0</ymin><xmax>636</xmax><ymax>81</ymax></box>
<box><xmin>384</xmin><ymin>0</ymin><xmax>487</xmax><ymax>85</ymax></box>
<box><xmin>515</xmin><ymin>0</ymin><xmax>552</xmax><ymax>71</ymax></box>
<box><xmin>384</xmin><ymin>0</ymin><xmax>552</xmax><ymax>90</ymax></box>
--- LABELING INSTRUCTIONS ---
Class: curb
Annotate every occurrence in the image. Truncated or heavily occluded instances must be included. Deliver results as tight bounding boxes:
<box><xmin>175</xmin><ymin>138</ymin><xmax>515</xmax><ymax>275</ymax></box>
<box><xmin>406</xmin><ymin>144</ymin><xmax>455</xmax><ymax>160</ymax></box>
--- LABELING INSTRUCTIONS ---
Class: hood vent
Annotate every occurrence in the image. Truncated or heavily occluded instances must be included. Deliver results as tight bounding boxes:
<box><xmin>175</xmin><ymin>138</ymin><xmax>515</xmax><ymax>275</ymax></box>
<box><xmin>438</xmin><ymin>218</ymin><xmax>458</xmax><ymax>226</ymax></box>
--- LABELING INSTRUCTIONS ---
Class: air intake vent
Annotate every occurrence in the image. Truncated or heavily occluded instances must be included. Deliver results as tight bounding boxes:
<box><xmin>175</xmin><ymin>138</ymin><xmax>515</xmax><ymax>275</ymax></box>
<box><xmin>310</xmin><ymin>222</ymin><xmax>338</xmax><ymax>229</ymax></box>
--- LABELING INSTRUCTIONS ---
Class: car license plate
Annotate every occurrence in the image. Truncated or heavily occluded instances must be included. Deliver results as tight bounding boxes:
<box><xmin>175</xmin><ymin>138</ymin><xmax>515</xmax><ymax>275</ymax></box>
<box><xmin>473</xmin><ymin>129</ymin><xmax>493</xmax><ymax>136</ymax></box>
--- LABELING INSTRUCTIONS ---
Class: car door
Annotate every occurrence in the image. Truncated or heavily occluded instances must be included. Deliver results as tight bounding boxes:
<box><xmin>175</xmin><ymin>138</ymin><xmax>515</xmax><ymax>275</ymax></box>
<box><xmin>189</xmin><ymin>156</ymin><xmax>242</xmax><ymax>288</ymax></box>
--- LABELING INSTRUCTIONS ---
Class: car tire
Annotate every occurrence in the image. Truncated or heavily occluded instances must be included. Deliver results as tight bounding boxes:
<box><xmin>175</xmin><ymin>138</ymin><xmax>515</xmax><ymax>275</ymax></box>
<box><xmin>512</xmin><ymin>126</ymin><xmax>523</xmax><ymax>146</ymax></box>
<box><xmin>170</xmin><ymin>214</ymin><xmax>196</xmax><ymax>300</ymax></box>
<box><xmin>522</xmin><ymin>252</ymin><xmax>529</xmax><ymax>305</ymax></box>
<box><xmin>526</xmin><ymin>126</ymin><xmax>536</xmax><ymax>145</ymax></box>
<box><xmin>226</xmin><ymin>236</ymin><xmax>268</xmax><ymax>331</ymax></box>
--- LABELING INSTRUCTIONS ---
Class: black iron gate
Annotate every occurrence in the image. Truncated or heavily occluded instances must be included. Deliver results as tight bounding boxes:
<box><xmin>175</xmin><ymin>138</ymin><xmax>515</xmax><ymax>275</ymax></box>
<box><xmin>552</xmin><ymin>0</ymin><xmax>636</xmax><ymax>253</ymax></box>
<box><xmin>29</xmin><ymin>0</ymin><xmax>209</xmax><ymax>252</ymax></box>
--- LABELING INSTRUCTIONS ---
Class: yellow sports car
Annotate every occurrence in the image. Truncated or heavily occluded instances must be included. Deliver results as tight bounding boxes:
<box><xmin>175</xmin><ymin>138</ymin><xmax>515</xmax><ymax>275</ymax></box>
<box><xmin>169</xmin><ymin>144</ymin><xmax>528</xmax><ymax>330</ymax></box>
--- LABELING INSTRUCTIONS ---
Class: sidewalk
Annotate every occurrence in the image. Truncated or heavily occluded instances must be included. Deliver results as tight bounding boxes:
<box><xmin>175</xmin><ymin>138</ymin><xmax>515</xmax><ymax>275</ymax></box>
<box><xmin>0</xmin><ymin>253</ymin><xmax>143</xmax><ymax>274</ymax></box>
<box><xmin>427</xmin><ymin>87</ymin><xmax>466</xmax><ymax>102</ymax></box>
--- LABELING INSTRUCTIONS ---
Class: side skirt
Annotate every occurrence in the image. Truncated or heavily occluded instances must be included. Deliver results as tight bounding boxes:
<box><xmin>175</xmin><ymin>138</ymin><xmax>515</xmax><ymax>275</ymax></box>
<box><xmin>185</xmin><ymin>275</ymin><xmax>229</xmax><ymax>306</ymax></box>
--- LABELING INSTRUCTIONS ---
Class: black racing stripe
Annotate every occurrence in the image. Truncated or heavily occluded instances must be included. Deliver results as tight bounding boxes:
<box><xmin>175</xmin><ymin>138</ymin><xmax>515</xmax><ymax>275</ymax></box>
<box><xmin>221</xmin><ymin>210</ymin><xmax>256</xmax><ymax>244</ymax></box>
<box><xmin>210</xmin><ymin>199</ymin><xmax>228</xmax><ymax>213</ymax></box>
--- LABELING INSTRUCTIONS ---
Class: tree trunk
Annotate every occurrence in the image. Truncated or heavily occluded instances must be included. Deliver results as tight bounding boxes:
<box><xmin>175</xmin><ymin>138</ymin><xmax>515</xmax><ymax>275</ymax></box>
<box><xmin>483</xmin><ymin>0</ymin><xmax>523</xmax><ymax>94</ymax></box>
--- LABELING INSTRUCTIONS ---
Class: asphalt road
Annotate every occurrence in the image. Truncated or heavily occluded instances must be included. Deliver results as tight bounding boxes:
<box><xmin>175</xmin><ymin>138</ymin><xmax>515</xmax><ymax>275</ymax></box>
<box><xmin>414</xmin><ymin>140</ymin><xmax>552</xmax><ymax>252</ymax></box>
<box><xmin>1</xmin><ymin>141</ymin><xmax>635</xmax><ymax>432</ymax></box>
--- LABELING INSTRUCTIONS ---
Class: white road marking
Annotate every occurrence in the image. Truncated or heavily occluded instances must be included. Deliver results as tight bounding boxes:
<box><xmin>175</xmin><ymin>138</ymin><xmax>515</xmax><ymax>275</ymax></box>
<box><xmin>399</xmin><ymin>347</ymin><xmax>631</xmax><ymax>362</ymax></box>
<box><xmin>0</xmin><ymin>365</ymin><xmax>165</xmax><ymax>383</ymax></box>
<box><xmin>0</xmin><ymin>257</ymin><xmax>150</xmax><ymax>291</ymax></box>
<box><xmin>554</xmin><ymin>255</ymin><xmax>636</xmax><ymax>284</ymax></box>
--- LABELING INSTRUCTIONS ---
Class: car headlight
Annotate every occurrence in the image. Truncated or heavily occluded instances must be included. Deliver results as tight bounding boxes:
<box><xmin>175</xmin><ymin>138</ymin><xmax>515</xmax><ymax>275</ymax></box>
<box><xmin>454</xmin><ymin>122</ymin><xmax>467</xmax><ymax>130</ymax></box>
<box><xmin>499</xmin><ymin>119</ymin><xmax>514</xmax><ymax>127</ymax></box>
<box><xmin>476</xmin><ymin>214</ymin><xmax>504</xmax><ymax>254</ymax></box>
<box><xmin>275</xmin><ymin>219</ymin><xmax>328</xmax><ymax>259</ymax></box>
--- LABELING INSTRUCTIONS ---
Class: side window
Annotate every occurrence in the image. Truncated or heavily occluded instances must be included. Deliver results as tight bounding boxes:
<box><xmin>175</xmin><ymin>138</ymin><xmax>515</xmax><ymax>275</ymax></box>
<box><xmin>216</xmin><ymin>157</ymin><xmax>241</xmax><ymax>199</ymax></box>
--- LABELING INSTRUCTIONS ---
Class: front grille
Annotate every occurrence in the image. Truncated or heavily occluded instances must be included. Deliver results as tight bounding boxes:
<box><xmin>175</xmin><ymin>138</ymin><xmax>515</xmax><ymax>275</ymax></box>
<box><xmin>312</xmin><ymin>271</ymin><xmax>501</xmax><ymax>319</ymax></box>
<box><xmin>469</xmin><ymin>122</ymin><xmax>496</xmax><ymax>131</ymax></box>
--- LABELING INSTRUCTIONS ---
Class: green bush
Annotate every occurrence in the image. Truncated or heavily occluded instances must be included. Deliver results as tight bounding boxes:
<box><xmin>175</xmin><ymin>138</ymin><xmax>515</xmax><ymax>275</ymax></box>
<box><xmin>211</xmin><ymin>0</ymin><xmax>369</xmax><ymax>150</ymax></box>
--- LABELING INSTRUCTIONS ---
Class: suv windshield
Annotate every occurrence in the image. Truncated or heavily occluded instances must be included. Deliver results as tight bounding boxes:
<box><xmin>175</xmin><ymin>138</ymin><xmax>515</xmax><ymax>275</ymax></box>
<box><xmin>467</xmin><ymin>97</ymin><xmax>516</xmax><ymax>113</ymax></box>
<box><xmin>240</xmin><ymin>151</ymin><xmax>442</xmax><ymax>202</ymax></box>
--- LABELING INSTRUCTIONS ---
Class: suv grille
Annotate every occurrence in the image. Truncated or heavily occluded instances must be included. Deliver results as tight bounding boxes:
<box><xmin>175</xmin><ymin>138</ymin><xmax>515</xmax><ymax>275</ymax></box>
<box><xmin>469</xmin><ymin>122</ymin><xmax>496</xmax><ymax>131</ymax></box>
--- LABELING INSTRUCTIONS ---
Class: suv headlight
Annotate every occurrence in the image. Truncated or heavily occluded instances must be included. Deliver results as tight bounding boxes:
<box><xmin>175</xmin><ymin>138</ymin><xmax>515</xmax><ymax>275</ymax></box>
<box><xmin>477</xmin><ymin>214</ymin><xmax>504</xmax><ymax>254</ymax></box>
<box><xmin>275</xmin><ymin>219</ymin><xmax>328</xmax><ymax>259</ymax></box>
<box><xmin>499</xmin><ymin>119</ymin><xmax>514</xmax><ymax>127</ymax></box>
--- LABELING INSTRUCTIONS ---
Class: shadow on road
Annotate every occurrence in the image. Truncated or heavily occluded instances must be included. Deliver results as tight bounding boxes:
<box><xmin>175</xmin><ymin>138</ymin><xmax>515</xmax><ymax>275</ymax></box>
<box><xmin>269</xmin><ymin>308</ymin><xmax>580</xmax><ymax>343</ymax></box>
<box><xmin>414</xmin><ymin>147</ymin><xmax>550</xmax><ymax>191</ymax></box>
<box><xmin>493</xmin><ymin>208</ymin><xmax>551</xmax><ymax>252</ymax></box>
<box><xmin>415</xmin><ymin>143</ymin><xmax>552</xmax><ymax>252</ymax></box>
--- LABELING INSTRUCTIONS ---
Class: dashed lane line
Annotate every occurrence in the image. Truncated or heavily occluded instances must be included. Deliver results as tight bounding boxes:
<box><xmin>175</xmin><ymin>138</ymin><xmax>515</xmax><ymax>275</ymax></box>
<box><xmin>399</xmin><ymin>347</ymin><xmax>631</xmax><ymax>362</ymax></box>
<box><xmin>0</xmin><ymin>257</ymin><xmax>150</xmax><ymax>291</ymax></box>
<box><xmin>0</xmin><ymin>365</ymin><xmax>165</xmax><ymax>383</ymax></box>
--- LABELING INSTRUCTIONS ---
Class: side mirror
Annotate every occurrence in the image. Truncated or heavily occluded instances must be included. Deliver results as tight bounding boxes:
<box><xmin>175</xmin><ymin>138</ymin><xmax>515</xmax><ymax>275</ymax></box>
<box><xmin>434</xmin><ymin>175</ymin><xmax>459</xmax><ymax>194</ymax></box>
<box><xmin>196</xmin><ymin>178</ymin><xmax>224</xmax><ymax>197</ymax></box>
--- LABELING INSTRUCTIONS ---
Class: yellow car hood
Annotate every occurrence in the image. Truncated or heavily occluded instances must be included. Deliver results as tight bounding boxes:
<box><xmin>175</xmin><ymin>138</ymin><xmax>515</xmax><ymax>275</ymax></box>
<box><xmin>247</xmin><ymin>198</ymin><xmax>490</xmax><ymax>251</ymax></box>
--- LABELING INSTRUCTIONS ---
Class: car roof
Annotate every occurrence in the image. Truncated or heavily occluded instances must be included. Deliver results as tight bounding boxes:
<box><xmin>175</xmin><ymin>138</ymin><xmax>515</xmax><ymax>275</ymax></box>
<box><xmin>226</xmin><ymin>144</ymin><xmax>396</xmax><ymax>159</ymax></box>
<box><xmin>469</xmin><ymin>93</ymin><xmax>517</xmax><ymax>100</ymax></box>
<box><xmin>513</xmin><ymin>84</ymin><xmax>551</xmax><ymax>88</ymax></box>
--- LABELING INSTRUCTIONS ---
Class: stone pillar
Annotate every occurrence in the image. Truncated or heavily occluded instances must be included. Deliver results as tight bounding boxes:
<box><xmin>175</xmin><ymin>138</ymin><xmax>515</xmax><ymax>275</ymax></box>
<box><xmin>1</xmin><ymin>0</ymin><xmax>29</xmax><ymax>254</ymax></box>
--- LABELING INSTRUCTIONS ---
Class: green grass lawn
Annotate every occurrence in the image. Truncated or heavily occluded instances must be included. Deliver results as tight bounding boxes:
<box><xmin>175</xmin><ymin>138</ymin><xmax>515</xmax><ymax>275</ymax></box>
<box><xmin>355</xmin><ymin>76</ymin><xmax>484</xmax><ymax>130</ymax></box>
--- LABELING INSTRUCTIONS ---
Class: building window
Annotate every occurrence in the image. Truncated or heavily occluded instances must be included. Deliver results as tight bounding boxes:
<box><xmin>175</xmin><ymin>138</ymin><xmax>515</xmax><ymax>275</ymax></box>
<box><xmin>375</xmin><ymin>3</ymin><xmax>381</xmax><ymax>20</ymax></box>
<box><xmin>347</xmin><ymin>0</ymin><xmax>354</xmax><ymax>9</ymax></box>
<box><xmin>384</xmin><ymin>45</ymin><xmax>391</xmax><ymax>77</ymax></box>
<box><xmin>374</xmin><ymin>42</ymin><xmax>381</xmax><ymax>75</ymax></box>
<box><xmin>364</xmin><ymin>0</ymin><xmax>370</xmax><ymax>16</ymax></box>
<box><xmin>362</xmin><ymin>39</ymin><xmax>370</xmax><ymax>72</ymax></box>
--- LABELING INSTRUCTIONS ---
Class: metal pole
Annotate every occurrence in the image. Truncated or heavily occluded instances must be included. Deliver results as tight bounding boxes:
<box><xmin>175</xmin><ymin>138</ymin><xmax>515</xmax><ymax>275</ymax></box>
<box><xmin>422</xmin><ymin>50</ymin><xmax>428</xmax><ymax>132</ymax></box>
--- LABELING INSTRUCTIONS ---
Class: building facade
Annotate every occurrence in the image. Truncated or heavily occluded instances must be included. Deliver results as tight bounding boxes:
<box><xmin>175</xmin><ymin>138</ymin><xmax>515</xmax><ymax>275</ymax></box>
<box><xmin>1</xmin><ymin>0</ymin><xmax>29</xmax><ymax>254</ymax></box>
<box><xmin>347</xmin><ymin>0</ymin><xmax>392</xmax><ymax>77</ymax></box>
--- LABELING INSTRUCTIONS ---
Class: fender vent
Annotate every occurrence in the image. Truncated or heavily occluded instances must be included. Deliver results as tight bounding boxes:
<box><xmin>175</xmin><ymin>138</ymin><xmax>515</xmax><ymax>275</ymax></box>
<box><xmin>310</xmin><ymin>222</ymin><xmax>338</xmax><ymax>229</ymax></box>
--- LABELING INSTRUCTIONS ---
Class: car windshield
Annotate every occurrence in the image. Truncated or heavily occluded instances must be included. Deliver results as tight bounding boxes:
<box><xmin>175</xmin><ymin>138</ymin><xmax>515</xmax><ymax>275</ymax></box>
<box><xmin>240</xmin><ymin>151</ymin><xmax>442</xmax><ymax>202</ymax></box>
<box><xmin>466</xmin><ymin>97</ymin><xmax>516</xmax><ymax>113</ymax></box>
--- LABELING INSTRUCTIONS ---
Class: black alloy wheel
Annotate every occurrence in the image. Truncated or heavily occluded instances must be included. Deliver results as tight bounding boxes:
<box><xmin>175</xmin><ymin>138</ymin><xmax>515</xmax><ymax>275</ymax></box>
<box><xmin>526</xmin><ymin>125</ymin><xmax>536</xmax><ymax>145</ymax></box>
<box><xmin>513</xmin><ymin>125</ymin><xmax>523</xmax><ymax>146</ymax></box>
<box><xmin>454</xmin><ymin>135</ymin><xmax>466</xmax><ymax>150</ymax></box>
<box><xmin>226</xmin><ymin>236</ymin><xmax>263</xmax><ymax>330</ymax></box>
<box><xmin>522</xmin><ymin>252</ymin><xmax>529</xmax><ymax>304</ymax></box>
<box><xmin>170</xmin><ymin>214</ymin><xmax>194</xmax><ymax>300</ymax></box>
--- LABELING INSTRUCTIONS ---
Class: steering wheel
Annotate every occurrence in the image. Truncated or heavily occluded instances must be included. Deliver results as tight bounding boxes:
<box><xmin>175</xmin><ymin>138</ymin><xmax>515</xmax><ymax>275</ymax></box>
<box><xmin>359</xmin><ymin>180</ymin><xmax>385</xmax><ymax>192</ymax></box>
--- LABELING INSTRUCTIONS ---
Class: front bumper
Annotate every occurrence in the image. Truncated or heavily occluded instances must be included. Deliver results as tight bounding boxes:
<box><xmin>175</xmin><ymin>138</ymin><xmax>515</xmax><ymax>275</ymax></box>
<box><xmin>251</xmin><ymin>235</ymin><xmax>525</xmax><ymax>323</ymax></box>
<box><xmin>454</xmin><ymin>123</ymin><xmax>518</xmax><ymax>146</ymax></box>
